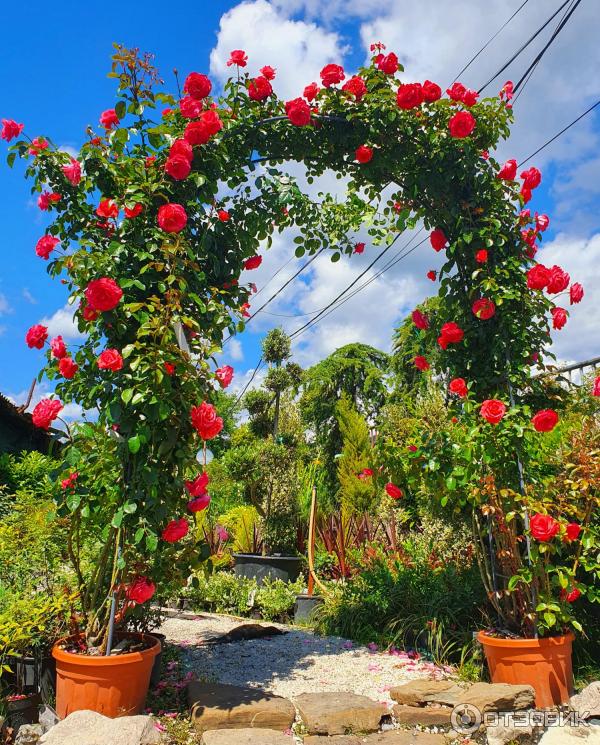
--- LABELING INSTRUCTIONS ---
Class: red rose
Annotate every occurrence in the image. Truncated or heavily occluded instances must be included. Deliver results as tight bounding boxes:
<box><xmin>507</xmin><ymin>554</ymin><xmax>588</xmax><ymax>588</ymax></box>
<box><xmin>535</xmin><ymin>213</ymin><xmax>550</xmax><ymax>232</ymax></box>
<box><xmin>475</xmin><ymin>249</ymin><xmax>488</xmax><ymax>263</ymax></box>
<box><xmin>191</xmin><ymin>401</ymin><xmax>224</xmax><ymax>440</ymax></box>
<box><xmin>546</xmin><ymin>266</ymin><xmax>570</xmax><ymax>294</ymax></box>
<box><xmin>165</xmin><ymin>155</ymin><xmax>191</xmax><ymax>181</ymax></box>
<box><xmin>303</xmin><ymin>83</ymin><xmax>319</xmax><ymax>101</ymax></box>
<box><xmin>158</xmin><ymin>203</ymin><xmax>188</xmax><ymax>233</ymax></box>
<box><xmin>439</xmin><ymin>322</ymin><xmax>464</xmax><ymax>347</ymax></box>
<box><xmin>215</xmin><ymin>365</ymin><xmax>234</xmax><ymax>388</ymax></box>
<box><xmin>412</xmin><ymin>309</ymin><xmax>429</xmax><ymax>330</ymax></box>
<box><xmin>29</xmin><ymin>137</ymin><xmax>48</xmax><ymax>155</ymax></box>
<box><xmin>124</xmin><ymin>203</ymin><xmax>143</xmax><ymax>219</ymax></box>
<box><xmin>170</xmin><ymin>139</ymin><xmax>193</xmax><ymax>162</ymax></box>
<box><xmin>427</xmin><ymin>270</ymin><xmax>437</xmax><ymax>281</ymax></box>
<box><xmin>472</xmin><ymin>297</ymin><xmax>496</xmax><ymax>320</ymax></box>
<box><xmin>85</xmin><ymin>277</ymin><xmax>123</xmax><ymax>311</ymax></box>
<box><xmin>81</xmin><ymin>304</ymin><xmax>99</xmax><ymax>322</ymax></box>
<box><xmin>244</xmin><ymin>255</ymin><xmax>262</xmax><ymax>270</ymax></box>
<box><xmin>374</xmin><ymin>52</ymin><xmax>397</xmax><ymax>74</ymax></box>
<box><xmin>38</xmin><ymin>191</ymin><xmax>61</xmax><ymax>210</ymax></box>
<box><xmin>480</xmin><ymin>399</ymin><xmax>506</xmax><ymax>425</ymax></box>
<box><xmin>31</xmin><ymin>398</ymin><xmax>62</xmax><ymax>429</ymax></box>
<box><xmin>564</xmin><ymin>523</ymin><xmax>582</xmax><ymax>542</ymax></box>
<box><xmin>1</xmin><ymin>118</ymin><xmax>24</xmax><ymax>142</ymax></box>
<box><xmin>100</xmin><ymin>109</ymin><xmax>119</xmax><ymax>129</ymax></box>
<box><xmin>422</xmin><ymin>80</ymin><xmax>442</xmax><ymax>102</ymax></box>
<box><xmin>248</xmin><ymin>76</ymin><xmax>273</xmax><ymax>101</ymax></box>
<box><xmin>185</xmin><ymin>471</ymin><xmax>209</xmax><ymax>497</ymax></box>
<box><xmin>227</xmin><ymin>49</ymin><xmax>248</xmax><ymax>67</ymax></box>
<box><xmin>126</xmin><ymin>576</ymin><xmax>156</xmax><ymax>605</ymax></box>
<box><xmin>260</xmin><ymin>65</ymin><xmax>276</xmax><ymax>80</ymax></box>
<box><xmin>162</xmin><ymin>517</ymin><xmax>189</xmax><ymax>543</ymax></box>
<box><xmin>184</xmin><ymin>120</ymin><xmax>210</xmax><ymax>145</ymax></box>
<box><xmin>462</xmin><ymin>88</ymin><xmax>478</xmax><ymax>106</ymax></box>
<box><xmin>35</xmin><ymin>235</ymin><xmax>60</xmax><ymax>260</ymax></box>
<box><xmin>500</xmin><ymin>80</ymin><xmax>514</xmax><ymax>100</ymax></box>
<box><xmin>396</xmin><ymin>83</ymin><xmax>423</xmax><ymax>109</ymax></box>
<box><xmin>58</xmin><ymin>356</ymin><xmax>78</xmax><ymax>379</ymax></box>
<box><xmin>61</xmin><ymin>472</ymin><xmax>78</xmax><ymax>490</ymax></box>
<box><xmin>569</xmin><ymin>282</ymin><xmax>584</xmax><ymax>304</ymax></box>
<box><xmin>355</xmin><ymin>145</ymin><xmax>373</xmax><ymax>163</ymax></box>
<box><xmin>551</xmin><ymin>307</ymin><xmax>567</xmax><ymax>330</ymax></box>
<box><xmin>285</xmin><ymin>98</ymin><xmax>311</xmax><ymax>127</ymax></box>
<box><xmin>50</xmin><ymin>336</ymin><xmax>67</xmax><ymax>359</ymax></box>
<box><xmin>96</xmin><ymin>199</ymin><xmax>119</xmax><ymax>219</ymax></box>
<box><xmin>531</xmin><ymin>409</ymin><xmax>559</xmax><ymax>432</ymax></box>
<box><xmin>385</xmin><ymin>482</ymin><xmax>403</xmax><ymax>499</ymax></box>
<box><xmin>530</xmin><ymin>513</ymin><xmax>560</xmax><ymax>542</ymax></box>
<box><xmin>497</xmin><ymin>159</ymin><xmax>517</xmax><ymax>180</ymax></box>
<box><xmin>320</xmin><ymin>63</ymin><xmax>345</xmax><ymax>87</ymax></box>
<box><xmin>62</xmin><ymin>159</ymin><xmax>82</xmax><ymax>185</ymax></box>
<box><xmin>342</xmin><ymin>76</ymin><xmax>367</xmax><ymax>101</ymax></box>
<box><xmin>446</xmin><ymin>82</ymin><xmax>466</xmax><ymax>101</ymax></box>
<box><xmin>97</xmin><ymin>349</ymin><xmax>123</xmax><ymax>372</ymax></box>
<box><xmin>414</xmin><ymin>355</ymin><xmax>430</xmax><ymax>371</ymax></box>
<box><xmin>241</xmin><ymin>302</ymin><xmax>251</xmax><ymax>318</ymax></box>
<box><xmin>448</xmin><ymin>111</ymin><xmax>476</xmax><ymax>138</ymax></box>
<box><xmin>218</xmin><ymin>210</ymin><xmax>230</xmax><ymax>222</ymax></box>
<box><xmin>164</xmin><ymin>362</ymin><xmax>176</xmax><ymax>376</ymax></box>
<box><xmin>188</xmin><ymin>493</ymin><xmax>211</xmax><ymax>512</ymax></box>
<box><xmin>593</xmin><ymin>376</ymin><xmax>600</xmax><ymax>397</ymax></box>
<box><xmin>449</xmin><ymin>378</ymin><xmax>468</xmax><ymax>398</ymax></box>
<box><xmin>520</xmin><ymin>167</ymin><xmax>542</xmax><ymax>190</ymax></box>
<box><xmin>26</xmin><ymin>324</ymin><xmax>48</xmax><ymax>349</ymax></box>
<box><xmin>184</xmin><ymin>72</ymin><xmax>212</xmax><ymax>100</ymax></box>
<box><xmin>430</xmin><ymin>228</ymin><xmax>447</xmax><ymax>252</ymax></box>
<box><xmin>357</xmin><ymin>468</ymin><xmax>373</xmax><ymax>480</ymax></box>
<box><xmin>527</xmin><ymin>264</ymin><xmax>550</xmax><ymax>291</ymax></box>
<box><xmin>521</xmin><ymin>186</ymin><xmax>532</xmax><ymax>203</ymax></box>
<box><xmin>565</xmin><ymin>588</ymin><xmax>581</xmax><ymax>603</ymax></box>
<box><xmin>180</xmin><ymin>96</ymin><xmax>202</xmax><ymax>119</ymax></box>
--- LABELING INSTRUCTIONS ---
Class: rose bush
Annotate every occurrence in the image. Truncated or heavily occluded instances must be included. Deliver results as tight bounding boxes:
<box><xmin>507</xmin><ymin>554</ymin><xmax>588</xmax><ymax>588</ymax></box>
<box><xmin>4</xmin><ymin>43</ymin><xmax>589</xmax><ymax>643</ymax></box>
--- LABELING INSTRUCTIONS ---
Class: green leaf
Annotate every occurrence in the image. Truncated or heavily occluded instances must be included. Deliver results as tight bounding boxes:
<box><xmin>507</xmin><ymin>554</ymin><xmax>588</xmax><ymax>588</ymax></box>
<box><xmin>123</xmin><ymin>502</ymin><xmax>137</xmax><ymax>514</ymax></box>
<box><xmin>115</xmin><ymin>100</ymin><xmax>126</xmax><ymax>120</ymax></box>
<box><xmin>121</xmin><ymin>388</ymin><xmax>134</xmax><ymax>404</ymax></box>
<box><xmin>128</xmin><ymin>435</ymin><xmax>141</xmax><ymax>454</ymax></box>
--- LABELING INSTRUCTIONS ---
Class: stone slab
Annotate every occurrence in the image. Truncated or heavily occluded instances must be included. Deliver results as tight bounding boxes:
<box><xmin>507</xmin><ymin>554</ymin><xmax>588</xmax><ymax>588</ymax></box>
<box><xmin>188</xmin><ymin>681</ymin><xmax>295</xmax><ymax>733</ymax></box>
<box><xmin>459</xmin><ymin>682</ymin><xmax>535</xmax><ymax>712</ymax></box>
<box><xmin>294</xmin><ymin>692</ymin><xmax>386</xmax><ymax>735</ymax></box>
<box><xmin>538</xmin><ymin>725</ymin><xmax>600</xmax><ymax>745</ymax></box>
<box><xmin>571</xmin><ymin>682</ymin><xmax>600</xmax><ymax>718</ymax></box>
<box><xmin>201</xmin><ymin>728</ymin><xmax>293</xmax><ymax>745</ymax></box>
<box><xmin>392</xmin><ymin>704</ymin><xmax>451</xmax><ymax>726</ymax></box>
<box><xmin>38</xmin><ymin>710</ymin><xmax>161</xmax><ymax>745</ymax></box>
<box><xmin>389</xmin><ymin>680</ymin><xmax>463</xmax><ymax>707</ymax></box>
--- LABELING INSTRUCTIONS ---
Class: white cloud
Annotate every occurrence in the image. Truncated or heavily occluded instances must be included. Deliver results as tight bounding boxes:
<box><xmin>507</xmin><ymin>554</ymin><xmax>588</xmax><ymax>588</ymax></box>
<box><xmin>210</xmin><ymin>0</ymin><xmax>347</xmax><ymax>99</ymax></box>
<box><xmin>8</xmin><ymin>383</ymin><xmax>84</xmax><ymax>425</ymax></box>
<box><xmin>22</xmin><ymin>288</ymin><xmax>37</xmax><ymax>304</ymax></box>
<box><xmin>0</xmin><ymin>293</ymin><xmax>10</xmax><ymax>315</ymax></box>
<box><xmin>39</xmin><ymin>304</ymin><xmax>85</xmax><ymax>340</ymax></box>
<box><xmin>228</xmin><ymin>338</ymin><xmax>244</xmax><ymax>361</ymax></box>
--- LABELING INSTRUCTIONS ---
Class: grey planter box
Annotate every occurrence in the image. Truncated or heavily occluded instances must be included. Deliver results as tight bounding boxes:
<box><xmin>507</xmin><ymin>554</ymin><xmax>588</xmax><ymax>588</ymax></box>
<box><xmin>233</xmin><ymin>554</ymin><xmax>303</xmax><ymax>584</ymax></box>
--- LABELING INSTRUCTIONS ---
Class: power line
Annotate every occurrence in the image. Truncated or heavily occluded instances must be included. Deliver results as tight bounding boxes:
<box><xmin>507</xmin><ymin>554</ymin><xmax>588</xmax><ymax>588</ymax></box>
<box><xmin>452</xmin><ymin>0</ymin><xmax>530</xmax><ymax>82</ymax></box>
<box><xmin>517</xmin><ymin>98</ymin><xmax>600</xmax><ymax>166</ymax></box>
<box><xmin>252</xmin><ymin>255</ymin><xmax>295</xmax><ymax>298</ymax></box>
<box><xmin>234</xmin><ymin>357</ymin><xmax>265</xmax><ymax>405</ymax></box>
<box><xmin>477</xmin><ymin>0</ymin><xmax>573</xmax><ymax>94</ymax></box>
<box><xmin>512</xmin><ymin>0</ymin><xmax>582</xmax><ymax>95</ymax></box>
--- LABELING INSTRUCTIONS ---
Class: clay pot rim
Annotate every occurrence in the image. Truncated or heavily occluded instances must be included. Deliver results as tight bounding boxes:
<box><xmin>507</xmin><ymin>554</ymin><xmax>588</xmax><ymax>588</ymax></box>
<box><xmin>477</xmin><ymin>629</ymin><xmax>575</xmax><ymax>648</ymax></box>
<box><xmin>52</xmin><ymin>631</ymin><xmax>160</xmax><ymax>666</ymax></box>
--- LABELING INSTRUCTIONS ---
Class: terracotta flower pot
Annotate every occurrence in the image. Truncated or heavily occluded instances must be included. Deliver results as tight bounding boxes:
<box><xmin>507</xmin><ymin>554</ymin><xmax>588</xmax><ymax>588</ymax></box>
<box><xmin>477</xmin><ymin>630</ymin><xmax>574</xmax><ymax>708</ymax></box>
<box><xmin>52</xmin><ymin>633</ymin><xmax>160</xmax><ymax>719</ymax></box>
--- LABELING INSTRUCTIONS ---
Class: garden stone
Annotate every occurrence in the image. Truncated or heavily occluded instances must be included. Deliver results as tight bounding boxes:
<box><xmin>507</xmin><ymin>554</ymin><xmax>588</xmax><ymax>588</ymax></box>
<box><xmin>392</xmin><ymin>704</ymin><xmax>452</xmax><ymax>726</ymax></box>
<box><xmin>389</xmin><ymin>680</ymin><xmax>463</xmax><ymax>707</ymax></box>
<box><xmin>294</xmin><ymin>691</ymin><xmax>386</xmax><ymax>735</ymax></box>
<box><xmin>200</xmin><ymin>728</ymin><xmax>293</xmax><ymax>745</ymax></box>
<box><xmin>15</xmin><ymin>724</ymin><xmax>44</xmax><ymax>745</ymax></box>
<box><xmin>485</xmin><ymin>712</ymin><xmax>533</xmax><ymax>745</ymax></box>
<box><xmin>304</xmin><ymin>735</ymin><xmax>448</xmax><ymax>745</ymax></box>
<box><xmin>537</xmin><ymin>725</ymin><xmax>600</xmax><ymax>744</ymax></box>
<box><xmin>459</xmin><ymin>682</ymin><xmax>535</xmax><ymax>712</ymax></box>
<box><xmin>38</xmin><ymin>710</ymin><xmax>162</xmax><ymax>744</ymax></box>
<box><xmin>571</xmin><ymin>682</ymin><xmax>600</xmax><ymax>718</ymax></box>
<box><xmin>303</xmin><ymin>736</ymin><xmax>363</xmax><ymax>745</ymax></box>
<box><xmin>188</xmin><ymin>681</ymin><xmax>295</xmax><ymax>732</ymax></box>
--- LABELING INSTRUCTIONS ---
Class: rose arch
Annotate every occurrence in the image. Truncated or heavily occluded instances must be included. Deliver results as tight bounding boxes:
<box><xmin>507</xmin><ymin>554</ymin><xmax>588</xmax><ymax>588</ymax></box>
<box><xmin>3</xmin><ymin>44</ymin><xmax>582</xmax><ymax>644</ymax></box>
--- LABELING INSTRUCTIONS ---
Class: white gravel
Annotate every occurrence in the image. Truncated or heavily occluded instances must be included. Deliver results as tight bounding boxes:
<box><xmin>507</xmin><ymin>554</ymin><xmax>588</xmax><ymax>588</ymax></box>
<box><xmin>159</xmin><ymin>611</ymin><xmax>452</xmax><ymax>707</ymax></box>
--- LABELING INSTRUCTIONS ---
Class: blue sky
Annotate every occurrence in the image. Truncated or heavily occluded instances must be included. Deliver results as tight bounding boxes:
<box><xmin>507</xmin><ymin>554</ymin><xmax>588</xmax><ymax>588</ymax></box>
<box><xmin>2</xmin><ymin>0</ymin><xmax>599</xmax><ymax>410</ymax></box>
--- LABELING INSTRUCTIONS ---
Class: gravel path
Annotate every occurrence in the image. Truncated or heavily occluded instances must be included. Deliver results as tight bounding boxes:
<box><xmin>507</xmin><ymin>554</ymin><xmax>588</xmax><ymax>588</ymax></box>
<box><xmin>159</xmin><ymin>611</ymin><xmax>452</xmax><ymax>707</ymax></box>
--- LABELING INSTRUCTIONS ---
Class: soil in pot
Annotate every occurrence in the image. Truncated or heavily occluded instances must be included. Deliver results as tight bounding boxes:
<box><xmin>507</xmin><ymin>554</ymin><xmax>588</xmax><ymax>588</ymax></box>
<box><xmin>52</xmin><ymin>632</ymin><xmax>159</xmax><ymax>719</ymax></box>
<box><xmin>4</xmin><ymin>692</ymin><xmax>41</xmax><ymax>731</ymax></box>
<box><xmin>478</xmin><ymin>630</ymin><xmax>574</xmax><ymax>708</ymax></box>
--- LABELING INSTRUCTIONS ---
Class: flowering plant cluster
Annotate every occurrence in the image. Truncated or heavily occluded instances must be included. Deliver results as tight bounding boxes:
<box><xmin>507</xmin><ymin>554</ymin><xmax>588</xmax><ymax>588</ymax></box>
<box><xmin>3</xmin><ymin>43</ymin><xmax>590</xmax><ymax>642</ymax></box>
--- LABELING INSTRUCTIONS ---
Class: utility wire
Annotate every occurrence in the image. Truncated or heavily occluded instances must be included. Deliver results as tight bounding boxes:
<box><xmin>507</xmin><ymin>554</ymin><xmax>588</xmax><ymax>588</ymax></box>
<box><xmin>234</xmin><ymin>357</ymin><xmax>265</xmax><ymax>405</ymax></box>
<box><xmin>477</xmin><ymin>0</ymin><xmax>573</xmax><ymax>93</ymax></box>
<box><xmin>452</xmin><ymin>0</ymin><xmax>530</xmax><ymax>82</ymax></box>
